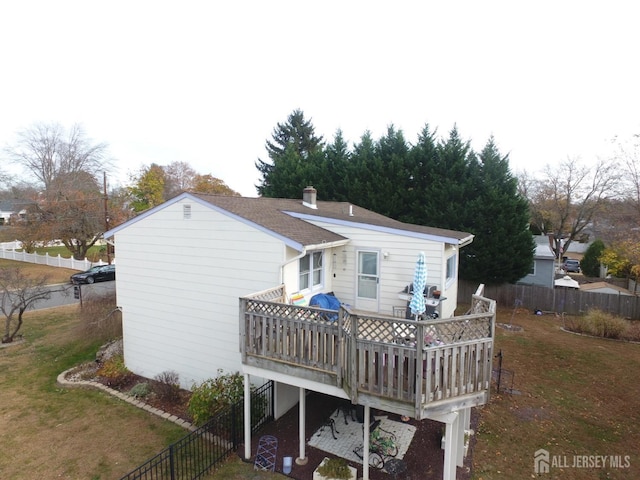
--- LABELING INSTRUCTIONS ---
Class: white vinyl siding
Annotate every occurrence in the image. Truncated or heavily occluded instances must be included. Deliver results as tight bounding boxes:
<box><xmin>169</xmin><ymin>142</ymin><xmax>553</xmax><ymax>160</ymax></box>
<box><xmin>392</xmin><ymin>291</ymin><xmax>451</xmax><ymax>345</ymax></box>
<box><xmin>305</xmin><ymin>221</ymin><xmax>458</xmax><ymax>319</ymax></box>
<box><xmin>114</xmin><ymin>198</ymin><xmax>284</xmax><ymax>389</ymax></box>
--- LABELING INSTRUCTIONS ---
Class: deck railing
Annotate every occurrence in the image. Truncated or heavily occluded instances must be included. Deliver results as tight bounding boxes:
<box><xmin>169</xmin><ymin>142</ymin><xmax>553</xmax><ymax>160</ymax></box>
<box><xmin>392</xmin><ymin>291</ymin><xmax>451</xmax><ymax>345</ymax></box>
<box><xmin>240</xmin><ymin>286</ymin><xmax>496</xmax><ymax>418</ymax></box>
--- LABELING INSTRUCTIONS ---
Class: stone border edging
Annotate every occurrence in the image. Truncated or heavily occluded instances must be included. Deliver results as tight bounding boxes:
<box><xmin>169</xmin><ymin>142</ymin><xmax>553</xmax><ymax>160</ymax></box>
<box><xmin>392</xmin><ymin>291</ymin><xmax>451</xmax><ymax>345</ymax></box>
<box><xmin>57</xmin><ymin>368</ymin><xmax>197</xmax><ymax>432</ymax></box>
<box><xmin>559</xmin><ymin>327</ymin><xmax>640</xmax><ymax>345</ymax></box>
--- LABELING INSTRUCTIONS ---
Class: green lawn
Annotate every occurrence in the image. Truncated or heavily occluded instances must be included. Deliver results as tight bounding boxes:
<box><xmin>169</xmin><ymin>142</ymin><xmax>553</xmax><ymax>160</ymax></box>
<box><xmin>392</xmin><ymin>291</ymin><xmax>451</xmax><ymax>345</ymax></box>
<box><xmin>0</xmin><ymin>305</ymin><xmax>187</xmax><ymax>480</ymax></box>
<box><xmin>471</xmin><ymin>309</ymin><xmax>640</xmax><ymax>479</ymax></box>
<box><xmin>2</xmin><ymin>254</ymin><xmax>638</xmax><ymax>479</ymax></box>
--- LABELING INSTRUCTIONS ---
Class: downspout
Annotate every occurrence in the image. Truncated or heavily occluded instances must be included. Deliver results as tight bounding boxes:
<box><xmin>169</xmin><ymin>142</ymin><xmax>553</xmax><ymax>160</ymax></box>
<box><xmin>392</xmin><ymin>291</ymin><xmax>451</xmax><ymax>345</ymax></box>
<box><xmin>279</xmin><ymin>240</ymin><xmax>349</xmax><ymax>285</ymax></box>
<box><xmin>279</xmin><ymin>248</ymin><xmax>307</xmax><ymax>286</ymax></box>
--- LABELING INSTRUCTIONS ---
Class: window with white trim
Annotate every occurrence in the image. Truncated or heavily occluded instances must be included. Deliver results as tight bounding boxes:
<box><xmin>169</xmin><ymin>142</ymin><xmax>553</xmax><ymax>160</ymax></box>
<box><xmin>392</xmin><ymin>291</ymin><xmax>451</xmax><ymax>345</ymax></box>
<box><xmin>299</xmin><ymin>251</ymin><xmax>323</xmax><ymax>291</ymax></box>
<box><xmin>446</xmin><ymin>254</ymin><xmax>457</xmax><ymax>286</ymax></box>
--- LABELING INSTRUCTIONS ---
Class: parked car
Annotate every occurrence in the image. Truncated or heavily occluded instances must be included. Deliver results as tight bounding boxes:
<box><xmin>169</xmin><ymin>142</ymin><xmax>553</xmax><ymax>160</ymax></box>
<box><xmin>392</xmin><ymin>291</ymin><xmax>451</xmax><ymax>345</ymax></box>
<box><xmin>70</xmin><ymin>264</ymin><xmax>116</xmax><ymax>284</ymax></box>
<box><xmin>563</xmin><ymin>259</ymin><xmax>581</xmax><ymax>273</ymax></box>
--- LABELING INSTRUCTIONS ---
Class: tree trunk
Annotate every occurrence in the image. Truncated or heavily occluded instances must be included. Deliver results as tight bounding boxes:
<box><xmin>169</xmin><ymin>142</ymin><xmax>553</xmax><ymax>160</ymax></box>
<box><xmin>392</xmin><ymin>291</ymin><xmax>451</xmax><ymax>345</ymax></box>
<box><xmin>2</xmin><ymin>312</ymin><xmax>24</xmax><ymax>343</ymax></box>
<box><xmin>3</xmin><ymin>315</ymin><xmax>13</xmax><ymax>343</ymax></box>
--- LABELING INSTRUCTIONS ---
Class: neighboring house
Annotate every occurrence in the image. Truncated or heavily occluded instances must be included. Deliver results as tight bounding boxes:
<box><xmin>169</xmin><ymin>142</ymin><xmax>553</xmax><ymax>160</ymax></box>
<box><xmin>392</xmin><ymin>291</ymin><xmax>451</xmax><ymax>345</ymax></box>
<box><xmin>0</xmin><ymin>200</ymin><xmax>29</xmax><ymax>225</ymax></box>
<box><xmin>517</xmin><ymin>236</ymin><xmax>556</xmax><ymax>288</ymax></box>
<box><xmin>105</xmin><ymin>187</ymin><xmax>494</xmax><ymax>480</ymax></box>
<box><xmin>580</xmin><ymin>282</ymin><xmax>635</xmax><ymax>296</ymax></box>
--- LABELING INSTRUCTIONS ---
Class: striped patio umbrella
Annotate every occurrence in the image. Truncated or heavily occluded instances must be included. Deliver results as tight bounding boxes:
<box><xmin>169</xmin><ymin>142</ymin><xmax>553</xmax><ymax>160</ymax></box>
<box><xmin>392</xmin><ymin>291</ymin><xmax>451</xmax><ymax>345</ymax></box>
<box><xmin>409</xmin><ymin>252</ymin><xmax>427</xmax><ymax>319</ymax></box>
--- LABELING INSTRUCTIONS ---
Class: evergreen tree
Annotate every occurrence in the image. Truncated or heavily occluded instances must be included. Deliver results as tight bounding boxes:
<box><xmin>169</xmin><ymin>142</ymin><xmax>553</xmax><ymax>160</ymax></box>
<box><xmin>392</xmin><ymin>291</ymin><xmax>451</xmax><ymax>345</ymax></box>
<box><xmin>375</xmin><ymin>126</ymin><xmax>412</xmax><ymax>218</ymax></box>
<box><xmin>255</xmin><ymin>115</ymin><xmax>534</xmax><ymax>285</ymax></box>
<box><xmin>256</xmin><ymin>109</ymin><xmax>324</xmax><ymax>198</ymax></box>
<box><xmin>401</xmin><ymin>124</ymin><xmax>439</xmax><ymax>225</ymax></box>
<box><xmin>347</xmin><ymin>126</ymin><xmax>411</xmax><ymax>217</ymax></box>
<box><xmin>314</xmin><ymin>129</ymin><xmax>351</xmax><ymax>201</ymax></box>
<box><xmin>419</xmin><ymin>126</ymin><xmax>475</xmax><ymax>230</ymax></box>
<box><xmin>581</xmin><ymin>239</ymin><xmax>606</xmax><ymax>277</ymax></box>
<box><xmin>348</xmin><ymin>131</ymin><xmax>377</xmax><ymax>209</ymax></box>
<box><xmin>459</xmin><ymin>137</ymin><xmax>535</xmax><ymax>284</ymax></box>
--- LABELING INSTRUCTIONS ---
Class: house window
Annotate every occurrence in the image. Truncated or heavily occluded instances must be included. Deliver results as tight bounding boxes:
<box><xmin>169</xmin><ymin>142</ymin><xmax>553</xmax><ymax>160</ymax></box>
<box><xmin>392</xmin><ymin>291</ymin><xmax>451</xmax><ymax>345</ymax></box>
<box><xmin>529</xmin><ymin>261</ymin><xmax>536</xmax><ymax>275</ymax></box>
<box><xmin>446</xmin><ymin>254</ymin><xmax>457</xmax><ymax>286</ymax></box>
<box><xmin>183</xmin><ymin>204</ymin><xmax>191</xmax><ymax>219</ymax></box>
<box><xmin>299</xmin><ymin>251</ymin><xmax>323</xmax><ymax>291</ymax></box>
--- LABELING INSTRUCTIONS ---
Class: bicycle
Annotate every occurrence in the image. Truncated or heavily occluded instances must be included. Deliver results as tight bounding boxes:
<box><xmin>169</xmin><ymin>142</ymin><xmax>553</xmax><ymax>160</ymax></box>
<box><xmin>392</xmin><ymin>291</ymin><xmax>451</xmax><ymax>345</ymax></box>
<box><xmin>353</xmin><ymin>419</ymin><xmax>399</xmax><ymax>470</ymax></box>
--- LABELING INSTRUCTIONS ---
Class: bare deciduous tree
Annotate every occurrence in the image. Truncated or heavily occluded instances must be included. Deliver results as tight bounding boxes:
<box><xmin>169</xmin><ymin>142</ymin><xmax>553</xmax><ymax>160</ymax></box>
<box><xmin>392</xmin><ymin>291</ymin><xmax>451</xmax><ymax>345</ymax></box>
<box><xmin>5</xmin><ymin>122</ymin><xmax>110</xmax><ymax>191</ymax></box>
<box><xmin>163</xmin><ymin>161</ymin><xmax>197</xmax><ymax>199</ymax></box>
<box><xmin>616</xmin><ymin>134</ymin><xmax>640</xmax><ymax>221</ymax></box>
<box><xmin>527</xmin><ymin>157</ymin><xmax>620</xmax><ymax>258</ymax></box>
<box><xmin>0</xmin><ymin>268</ymin><xmax>61</xmax><ymax>343</ymax></box>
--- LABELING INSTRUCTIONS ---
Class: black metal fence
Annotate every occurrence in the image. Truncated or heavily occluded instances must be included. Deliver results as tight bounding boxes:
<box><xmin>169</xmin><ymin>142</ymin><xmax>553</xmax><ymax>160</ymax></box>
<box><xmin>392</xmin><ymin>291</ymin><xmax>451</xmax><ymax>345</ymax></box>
<box><xmin>120</xmin><ymin>380</ymin><xmax>274</xmax><ymax>480</ymax></box>
<box><xmin>459</xmin><ymin>280</ymin><xmax>640</xmax><ymax>320</ymax></box>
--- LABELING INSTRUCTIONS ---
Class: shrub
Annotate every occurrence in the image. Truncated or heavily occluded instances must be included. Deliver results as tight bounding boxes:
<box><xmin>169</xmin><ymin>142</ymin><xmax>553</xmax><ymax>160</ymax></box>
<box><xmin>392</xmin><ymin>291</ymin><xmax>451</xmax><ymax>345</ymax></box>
<box><xmin>565</xmin><ymin>309</ymin><xmax>631</xmax><ymax>340</ymax></box>
<box><xmin>622</xmin><ymin>320</ymin><xmax>640</xmax><ymax>342</ymax></box>
<box><xmin>188</xmin><ymin>370</ymin><xmax>244</xmax><ymax>426</ymax></box>
<box><xmin>585</xmin><ymin>309</ymin><xmax>627</xmax><ymax>339</ymax></box>
<box><xmin>76</xmin><ymin>292</ymin><xmax>122</xmax><ymax>342</ymax></box>
<box><xmin>153</xmin><ymin>370</ymin><xmax>181</xmax><ymax>402</ymax></box>
<box><xmin>581</xmin><ymin>239</ymin><xmax>605</xmax><ymax>277</ymax></box>
<box><xmin>316</xmin><ymin>457</ymin><xmax>352</xmax><ymax>479</ymax></box>
<box><xmin>96</xmin><ymin>354</ymin><xmax>133</xmax><ymax>388</ymax></box>
<box><xmin>129</xmin><ymin>382</ymin><xmax>151</xmax><ymax>399</ymax></box>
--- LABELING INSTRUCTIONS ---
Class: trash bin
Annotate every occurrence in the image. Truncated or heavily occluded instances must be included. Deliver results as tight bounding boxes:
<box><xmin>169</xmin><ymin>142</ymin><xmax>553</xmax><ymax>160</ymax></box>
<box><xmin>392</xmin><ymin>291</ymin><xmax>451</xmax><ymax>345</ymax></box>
<box><xmin>283</xmin><ymin>456</ymin><xmax>292</xmax><ymax>474</ymax></box>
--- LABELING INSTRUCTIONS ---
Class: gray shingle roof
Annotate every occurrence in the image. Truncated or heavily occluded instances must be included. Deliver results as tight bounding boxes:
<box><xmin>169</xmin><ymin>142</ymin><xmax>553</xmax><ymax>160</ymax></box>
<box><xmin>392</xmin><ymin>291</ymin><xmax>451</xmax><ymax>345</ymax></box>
<box><xmin>190</xmin><ymin>193</ymin><xmax>473</xmax><ymax>249</ymax></box>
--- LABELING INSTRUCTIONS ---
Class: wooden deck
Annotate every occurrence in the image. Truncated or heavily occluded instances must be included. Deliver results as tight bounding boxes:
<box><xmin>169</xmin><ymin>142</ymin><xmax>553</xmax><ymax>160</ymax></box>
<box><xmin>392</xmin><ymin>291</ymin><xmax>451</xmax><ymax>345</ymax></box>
<box><xmin>240</xmin><ymin>286</ymin><xmax>496</xmax><ymax>419</ymax></box>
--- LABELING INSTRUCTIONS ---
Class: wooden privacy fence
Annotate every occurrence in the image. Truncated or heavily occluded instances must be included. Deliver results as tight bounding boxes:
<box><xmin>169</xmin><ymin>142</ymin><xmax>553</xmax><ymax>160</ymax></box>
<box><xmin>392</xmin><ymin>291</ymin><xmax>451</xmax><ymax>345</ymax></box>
<box><xmin>459</xmin><ymin>280</ymin><xmax>640</xmax><ymax>320</ymax></box>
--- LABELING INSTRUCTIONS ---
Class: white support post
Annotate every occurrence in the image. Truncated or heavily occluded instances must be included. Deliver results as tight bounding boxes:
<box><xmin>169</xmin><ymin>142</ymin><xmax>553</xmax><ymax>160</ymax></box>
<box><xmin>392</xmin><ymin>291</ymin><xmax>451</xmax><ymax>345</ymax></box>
<box><xmin>363</xmin><ymin>405</ymin><xmax>371</xmax><ymax>480</ymax></box>
<box><xmin>456</xmin><ymin>409</ymin><xmax>466</xmax><ymax>467</ymax></box>
<box><xmin>243</xmin><ymin>373</ymin><xmax>251</xmax><ymax>460</ymax></box>
<box><xmin>443</xmin><ymin>411</ymin><xmax>459</xmax><ymax>480</ymax></box>
<box><xmin>462</xmin><ymin>406</ymin><xmax>471</xmax><ymax>431</ymax></box>
<box><xmin>296</xmin><ymin>387</ymin><xmax>308</xmax><ymax>465</ymax></box>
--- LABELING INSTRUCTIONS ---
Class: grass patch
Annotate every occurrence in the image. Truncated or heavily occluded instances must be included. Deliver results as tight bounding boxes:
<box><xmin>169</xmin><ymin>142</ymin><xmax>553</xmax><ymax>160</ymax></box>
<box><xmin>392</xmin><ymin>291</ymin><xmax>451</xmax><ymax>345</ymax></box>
<box><xmin>202</xmin><ymin>455</ymin><xmax>289</xmax><ymax>480</ymax></box>
<box><xmin>0</xmin><ymin>302</ymin><xmax>186</xmax><ymax>480</ymax></box>
<box><xmin>25</xmin><ymin>244</ymin><xmax>108</xmax><ymax>262</ymax></box>
<box><xmin>0</xmin><ymin>258</ymin><xmax>77</xmax><ymax>283</ymax></box>
<box><xmin>472</xmin><ymin>309</ymin><xmax>640</xmax><ymax>479</ymax></box>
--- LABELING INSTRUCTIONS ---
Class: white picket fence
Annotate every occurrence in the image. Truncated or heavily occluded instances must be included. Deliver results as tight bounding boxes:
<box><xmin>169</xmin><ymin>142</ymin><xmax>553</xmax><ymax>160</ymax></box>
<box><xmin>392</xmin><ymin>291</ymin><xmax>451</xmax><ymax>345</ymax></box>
<box><xmin>0</xmin><ymin>241</ymin><xmax>108</xmax><ymax>271</ymax></box>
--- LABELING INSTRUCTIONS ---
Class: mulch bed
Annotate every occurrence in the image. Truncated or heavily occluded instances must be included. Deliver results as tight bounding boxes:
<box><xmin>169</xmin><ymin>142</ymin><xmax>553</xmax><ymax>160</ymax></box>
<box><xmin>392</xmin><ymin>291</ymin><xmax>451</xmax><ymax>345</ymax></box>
<box><xmin>91</xmin><ymin>368</ymin><xmax>475</xmax><ymax>480</ymax></box>
<box><xmin>239</xmin><ymin>392</ymin><xmax>476</xmax><ymax>480</ymax></box>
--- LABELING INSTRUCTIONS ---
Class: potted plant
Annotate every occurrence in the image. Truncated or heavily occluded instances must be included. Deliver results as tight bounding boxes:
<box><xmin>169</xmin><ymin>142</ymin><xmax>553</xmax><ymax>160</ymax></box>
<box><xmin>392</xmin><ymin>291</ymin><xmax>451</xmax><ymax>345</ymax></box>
<box><xmin>432</xmin><ymin>290</ymin><xmax>441</xmax><ymax>299</ymax></box>
<box><xmin>313</xmin><ymin>457</ymin><xmax>356</xmax><ymax>480</ymax></box>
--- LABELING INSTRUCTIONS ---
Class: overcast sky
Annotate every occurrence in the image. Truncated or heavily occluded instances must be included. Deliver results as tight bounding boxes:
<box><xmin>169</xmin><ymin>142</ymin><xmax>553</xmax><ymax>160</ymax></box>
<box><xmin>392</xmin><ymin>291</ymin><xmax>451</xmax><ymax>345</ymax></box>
<box><xmin>1</xmin><ymin>1</ymin><xmax>638</xmax><ymax>197</ymax></box>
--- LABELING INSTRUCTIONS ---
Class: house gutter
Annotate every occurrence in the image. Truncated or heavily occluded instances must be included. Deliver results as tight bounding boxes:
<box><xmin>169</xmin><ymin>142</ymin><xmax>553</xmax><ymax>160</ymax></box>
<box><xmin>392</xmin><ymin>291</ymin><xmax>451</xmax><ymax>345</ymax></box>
<box><xmin>458</xmin><ymin>234</ymin><xmax>474</xmax><ymax>248</ymax></box>
<box><xmin>279</xmin><ymin>249</ymin><xmax>307</xmax><ymax>285</ymax></box>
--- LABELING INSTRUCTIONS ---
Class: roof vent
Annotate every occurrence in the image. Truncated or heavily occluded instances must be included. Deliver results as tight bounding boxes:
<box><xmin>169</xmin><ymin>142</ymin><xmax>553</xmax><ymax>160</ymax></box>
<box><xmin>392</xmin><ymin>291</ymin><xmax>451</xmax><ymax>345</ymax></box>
<box><xmin>302</xmin><ymin>186</ymin><xmax>317</xmax><ymax>209</ymax></box>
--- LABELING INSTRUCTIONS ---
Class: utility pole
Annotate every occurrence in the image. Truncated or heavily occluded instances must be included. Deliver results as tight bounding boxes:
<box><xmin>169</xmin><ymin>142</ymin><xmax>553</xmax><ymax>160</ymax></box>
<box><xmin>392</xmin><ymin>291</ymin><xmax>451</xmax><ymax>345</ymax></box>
<box><xmin>103</xmin><ymin>171</ymin><xmax>112</xmax><ymax>265</ymax></box>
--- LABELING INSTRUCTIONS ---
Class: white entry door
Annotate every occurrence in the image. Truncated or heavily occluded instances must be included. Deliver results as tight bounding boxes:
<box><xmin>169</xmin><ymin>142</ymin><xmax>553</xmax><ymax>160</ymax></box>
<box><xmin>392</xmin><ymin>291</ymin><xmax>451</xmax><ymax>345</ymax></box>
<box><xmin>355</xmin><ymin>250</ymin><xmax>379</xmax><ymax>312</ymax></box>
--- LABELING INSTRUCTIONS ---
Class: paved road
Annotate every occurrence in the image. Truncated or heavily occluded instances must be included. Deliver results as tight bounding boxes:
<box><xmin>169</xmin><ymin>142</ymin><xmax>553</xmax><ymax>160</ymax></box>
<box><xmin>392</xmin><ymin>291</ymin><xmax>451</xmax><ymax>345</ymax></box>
<box><xmin>29</xmin><ymin>281</ymin><xmax>116</xmax><ymax>310</ymax></box>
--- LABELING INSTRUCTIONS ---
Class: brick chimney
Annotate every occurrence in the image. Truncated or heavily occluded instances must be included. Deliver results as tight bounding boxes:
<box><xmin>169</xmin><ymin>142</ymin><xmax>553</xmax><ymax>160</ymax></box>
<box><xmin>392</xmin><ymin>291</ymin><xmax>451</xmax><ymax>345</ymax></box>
<box><xmin>302</xmin><ymin>186</ymin><xmax>317</xmax><ymax>209</ymax></box>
